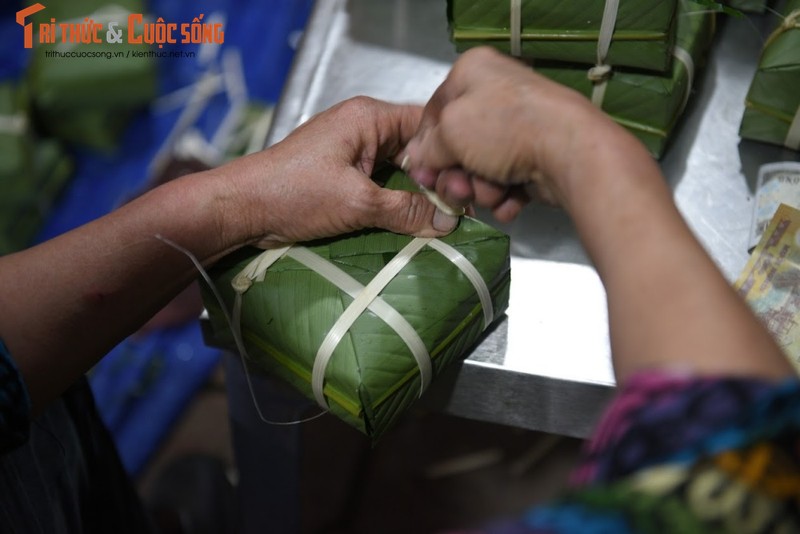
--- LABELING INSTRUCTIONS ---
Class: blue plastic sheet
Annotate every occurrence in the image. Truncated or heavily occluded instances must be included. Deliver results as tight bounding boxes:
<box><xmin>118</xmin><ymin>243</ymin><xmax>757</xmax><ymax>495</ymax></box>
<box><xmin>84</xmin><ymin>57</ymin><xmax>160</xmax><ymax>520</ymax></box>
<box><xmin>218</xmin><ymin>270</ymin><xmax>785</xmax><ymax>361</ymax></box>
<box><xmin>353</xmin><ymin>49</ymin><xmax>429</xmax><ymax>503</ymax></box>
<box><xmin>1</xmin><ymin>0</ymin><xmax>313</xmax><ymax>475</ymax></box>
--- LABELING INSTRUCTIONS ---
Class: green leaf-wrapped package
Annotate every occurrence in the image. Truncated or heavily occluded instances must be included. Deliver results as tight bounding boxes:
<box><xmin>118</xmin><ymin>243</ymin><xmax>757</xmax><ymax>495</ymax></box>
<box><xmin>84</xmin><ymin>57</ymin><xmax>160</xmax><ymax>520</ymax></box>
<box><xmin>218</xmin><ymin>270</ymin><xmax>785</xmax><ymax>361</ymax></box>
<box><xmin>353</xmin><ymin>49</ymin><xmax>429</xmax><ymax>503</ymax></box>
<box><xmin>203</xmin><ymin>171</ymin><xmax>511</xmax><ymax>439</ymax></box>
<box><xmin>449</xmin><ymin>0</ymin><xmax>678</xmax><ymax>72</ymax></box>
<box><xmin>740</xmin><ymin>0</ymin><xmax>800</xmax><ymax>150</ymax></box>
<box><xmin>0</xmin><ymin>83</ymin><xmax>73</xmax><ymax>255</ymax></box>
<box><xmin>0</xmin><ymin>83</ymin><xmax>32</xmax><ymax>193</ymax></box>
<box><xmin>26</xmin><ymin>0</ymin><xmax>156</xmax><ymax>150</ymax></box>
<box><xmin>724</xmin><ymin>0</ymin><xmax>766</xmax><ymax>13</ymax></box>
<box><xmin>537</xmin><ymin>1</ymin><xmax>715</xmax><ymax>158</ymax></box>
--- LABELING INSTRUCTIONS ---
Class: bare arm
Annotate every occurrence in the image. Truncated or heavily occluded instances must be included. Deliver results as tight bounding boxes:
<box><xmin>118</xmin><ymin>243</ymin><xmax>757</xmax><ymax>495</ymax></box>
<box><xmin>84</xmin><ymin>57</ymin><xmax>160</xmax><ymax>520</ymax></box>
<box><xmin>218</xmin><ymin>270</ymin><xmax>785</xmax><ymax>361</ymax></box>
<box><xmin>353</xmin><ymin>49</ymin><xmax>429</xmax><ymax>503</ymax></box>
<box><xmin>0</xmin><ymin>97</ymin><xmax>455</xmax><ymax>414</ymax></box>
<box><xmin>404</xmin><ymin>47</ymin><xmax>793</xmax><ymax>385</ymax></box>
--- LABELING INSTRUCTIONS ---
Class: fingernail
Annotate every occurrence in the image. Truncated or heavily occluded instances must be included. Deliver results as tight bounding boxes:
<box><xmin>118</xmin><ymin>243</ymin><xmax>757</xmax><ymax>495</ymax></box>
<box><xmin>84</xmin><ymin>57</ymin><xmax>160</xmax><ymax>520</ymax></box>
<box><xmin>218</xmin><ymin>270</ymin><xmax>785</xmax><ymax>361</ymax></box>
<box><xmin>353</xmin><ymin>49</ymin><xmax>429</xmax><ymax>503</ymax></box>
<box><xmin>433</xmin><ymin>209</ymin><xmax>458</xmax><ymax>232</ymax></box>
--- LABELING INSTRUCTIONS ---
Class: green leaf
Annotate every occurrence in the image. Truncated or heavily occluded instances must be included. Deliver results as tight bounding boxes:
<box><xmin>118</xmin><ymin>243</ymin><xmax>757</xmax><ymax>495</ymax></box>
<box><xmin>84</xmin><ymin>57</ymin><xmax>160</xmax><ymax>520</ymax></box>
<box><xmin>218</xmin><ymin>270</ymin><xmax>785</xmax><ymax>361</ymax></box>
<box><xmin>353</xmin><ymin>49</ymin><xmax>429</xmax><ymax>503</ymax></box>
<box><xmin>203</xmin><ymin>170</ymin><xmax>511</xmax><ymax>439</ymax></box>
<box><xmin>693</xmin><ymin>0</ymin><xmax>744</xmax><ymax>17</ymax></box>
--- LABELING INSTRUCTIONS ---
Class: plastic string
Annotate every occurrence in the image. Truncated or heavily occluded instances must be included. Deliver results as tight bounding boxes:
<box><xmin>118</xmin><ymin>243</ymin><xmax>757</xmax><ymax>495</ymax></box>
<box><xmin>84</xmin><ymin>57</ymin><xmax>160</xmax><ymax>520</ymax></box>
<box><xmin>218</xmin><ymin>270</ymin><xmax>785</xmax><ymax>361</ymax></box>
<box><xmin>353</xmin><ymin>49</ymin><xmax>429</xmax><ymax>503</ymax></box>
<box><xmin>287</xmin><ymin>246</ymin><xmax>434</xmax><ymax>405</ymax></box>
<box><xmin>156</xmin><ymin>235</ymin><xmax>328</xmax><ymax>426</ymax></box>
<box><xmin>418</xmin><ymin>185</ymin><xmax>467</xmax><ymax>217</ymax></box>
<box><xmin>588</xmin><ymin>0</ymin><xmax>620</xmax><ymax>107</ymax></box>
<box><xmin>763</xmin><ymin>8</ymin><xmax>800</xmax><ymax>49</ymax></box>
<box><xmin>427</xmin><ymin>239</ymin><xmax>494</xmax><ymax>328</ymax></box>
<box><xmin>672</xmin><ymin>46</ymin><xmax>695</xmax><ymax>115</ymax></box>
<box><xmin>399</xmin><ymin>155</ymin><xmax>465</xmax><ymax>217</ymax></box>
<box><xmin>299</xmin><ymin>238</ymin><xmax>493</xmax><ymax>408</ymax></box>
<box><xmin>510</xmin><ymin>0</ymin><xmax>522</xmax><ymax>57</ymax></box>
<box><xmin>236</xmin><ymin>245</ymin><xmax>433</xmax><ymax>407</ymax></box>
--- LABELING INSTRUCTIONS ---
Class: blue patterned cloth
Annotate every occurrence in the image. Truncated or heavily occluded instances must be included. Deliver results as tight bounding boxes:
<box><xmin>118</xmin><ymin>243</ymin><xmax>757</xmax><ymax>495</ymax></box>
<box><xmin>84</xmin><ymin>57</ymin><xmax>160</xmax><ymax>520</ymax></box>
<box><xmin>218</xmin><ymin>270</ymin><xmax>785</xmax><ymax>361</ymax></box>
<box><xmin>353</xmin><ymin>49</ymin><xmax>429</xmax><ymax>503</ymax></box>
<box><xmin>0</xmin><ymin>339</ymin><xmax>30</xmax><ymax>454</ymax></box>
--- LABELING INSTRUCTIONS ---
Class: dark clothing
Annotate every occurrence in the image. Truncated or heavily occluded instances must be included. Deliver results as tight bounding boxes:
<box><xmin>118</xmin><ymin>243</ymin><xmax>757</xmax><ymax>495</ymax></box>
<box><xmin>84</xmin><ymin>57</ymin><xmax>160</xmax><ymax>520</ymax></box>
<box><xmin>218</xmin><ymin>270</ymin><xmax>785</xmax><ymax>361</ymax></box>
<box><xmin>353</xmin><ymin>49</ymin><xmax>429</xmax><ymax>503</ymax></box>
<box><xmin>0</xmin><ymin>344</ymin><xmax>151</xmax><ymax>533</ymax></box>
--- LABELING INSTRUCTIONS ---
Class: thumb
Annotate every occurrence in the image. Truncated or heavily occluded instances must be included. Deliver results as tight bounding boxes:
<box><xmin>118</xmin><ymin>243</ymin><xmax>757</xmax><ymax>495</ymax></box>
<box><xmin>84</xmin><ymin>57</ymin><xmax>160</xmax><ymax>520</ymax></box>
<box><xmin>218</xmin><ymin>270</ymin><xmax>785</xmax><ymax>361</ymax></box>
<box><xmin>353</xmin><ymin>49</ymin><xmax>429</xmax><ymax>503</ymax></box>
<box><xmin>371</xmin><ymin>188</ymin><xmax>460</xmax><ymax>237</ymax></box>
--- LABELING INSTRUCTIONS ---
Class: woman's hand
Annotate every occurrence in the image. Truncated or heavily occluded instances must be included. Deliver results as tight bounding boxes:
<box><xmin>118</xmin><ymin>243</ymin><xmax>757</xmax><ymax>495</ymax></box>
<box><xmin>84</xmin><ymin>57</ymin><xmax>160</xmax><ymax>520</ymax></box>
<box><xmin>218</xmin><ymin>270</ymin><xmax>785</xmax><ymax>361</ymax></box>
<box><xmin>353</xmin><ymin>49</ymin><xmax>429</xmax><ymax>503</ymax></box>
<box><xmin>216</xmin><ymin>96</ymin><xmax>460</xmax><ymax>250</ymax></box>
<box><xmin>403</xmin><ymin>46</ymin><xmax>793</xmax><ymax>386</ymax></box>
<box><xmin>402</xmin><ymin>47</ymin><xmax>618</xmax><ymax>222</ymax></box>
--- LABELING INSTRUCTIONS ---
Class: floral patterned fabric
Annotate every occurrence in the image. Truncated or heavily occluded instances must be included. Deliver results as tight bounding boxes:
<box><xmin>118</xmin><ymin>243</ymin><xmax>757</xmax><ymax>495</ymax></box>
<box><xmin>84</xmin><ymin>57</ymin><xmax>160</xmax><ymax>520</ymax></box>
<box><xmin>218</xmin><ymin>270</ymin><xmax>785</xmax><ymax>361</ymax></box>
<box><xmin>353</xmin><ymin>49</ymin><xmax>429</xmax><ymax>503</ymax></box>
<box><xmin>467</xmin><ymin>373</ymin><xmax>800</xmax><ymax>533</ymax></box>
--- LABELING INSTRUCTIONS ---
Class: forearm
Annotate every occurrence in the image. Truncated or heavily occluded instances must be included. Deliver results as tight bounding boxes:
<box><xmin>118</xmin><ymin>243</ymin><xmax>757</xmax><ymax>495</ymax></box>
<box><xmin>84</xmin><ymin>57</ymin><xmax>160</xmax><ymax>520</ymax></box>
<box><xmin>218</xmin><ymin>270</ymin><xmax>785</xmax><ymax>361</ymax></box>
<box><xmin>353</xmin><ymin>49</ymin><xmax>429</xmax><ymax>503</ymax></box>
<box><xmin>559</xmin><ymin>122</ymin><xmax>793</xmax><ymax>384</ymax></box>
<box><xmin>0</xmin><ymin>97</ymin><xmax>443</xmax><ymax>414</ymax></box>
<box><xmin>0</xmin><ymin>170</ymin><xmax>248</xmax><ymax>413</ymax></box>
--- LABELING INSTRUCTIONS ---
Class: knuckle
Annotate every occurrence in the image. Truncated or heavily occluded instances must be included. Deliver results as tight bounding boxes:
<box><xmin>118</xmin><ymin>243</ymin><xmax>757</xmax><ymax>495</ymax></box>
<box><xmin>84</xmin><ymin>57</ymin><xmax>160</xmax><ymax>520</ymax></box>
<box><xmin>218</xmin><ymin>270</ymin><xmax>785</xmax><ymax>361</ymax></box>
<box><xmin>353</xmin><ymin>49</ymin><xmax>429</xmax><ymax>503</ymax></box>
<box><xmin>338</xmin><ymin>95</ymin><xmax>378</xmax><ymax>118</ymax></box>
<box><xmin>439</xmin><ymin>102</ymin><xmax>460</xmax><ymax>129</ymax></box>
<box><xmin>462</xmin><ymin>46</ymin><xmax>499</xmax><ymax>66</ymax></box>
<box><xmin>351</xmin><ymin>181</ymin><xmax>383</xmax><ymax>226</ymax></box>
<box><xmin>379</xmin><ymin>189</ymin><xmax>427</xmax><ymax>231</ymax></box>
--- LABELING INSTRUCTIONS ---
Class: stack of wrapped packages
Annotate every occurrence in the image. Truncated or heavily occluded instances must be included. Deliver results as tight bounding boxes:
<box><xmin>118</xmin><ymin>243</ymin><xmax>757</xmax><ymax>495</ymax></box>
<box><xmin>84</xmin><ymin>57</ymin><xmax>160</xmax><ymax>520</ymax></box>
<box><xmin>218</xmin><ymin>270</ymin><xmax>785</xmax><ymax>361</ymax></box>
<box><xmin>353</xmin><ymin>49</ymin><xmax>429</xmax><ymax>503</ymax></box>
<box><xmin>26</xmin><ymin>0</ymin><xmax>156</xmax><ymax>151</ymax></box>
<box><xmin>0</xmin><ymin>82</ymin><xmax>74</xmax><ymax>255</ymax></box>
<box><xmin>203</xmin><ymin>170</ymin><xmax>511</xmax><ymax>439</ymax></box>
<box><xmin>1</xmin><ymin>0</ymin><xmax>156</xmax><ymax>255</ymax></box>
<box><xmin>449</xmin><ymin>0</ymin><xmax>717</xmax><ymax>158</ymax></box>
<box><xmin>740</xmin><ymin>0</ymin><xmax>800</xmax><ymax>151</ymax></box>
<box><xmin>726</xmin><ymin>0</ymin><xmax>768</xmax><ymax>13</ymax></box>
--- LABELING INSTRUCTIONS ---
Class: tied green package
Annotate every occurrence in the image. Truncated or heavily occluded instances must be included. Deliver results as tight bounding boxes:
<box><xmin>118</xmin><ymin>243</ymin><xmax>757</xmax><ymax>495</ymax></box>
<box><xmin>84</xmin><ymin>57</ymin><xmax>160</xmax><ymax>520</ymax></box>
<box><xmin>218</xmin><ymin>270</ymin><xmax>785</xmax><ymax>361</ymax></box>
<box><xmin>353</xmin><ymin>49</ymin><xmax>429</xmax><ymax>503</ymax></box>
<box><xmin>0</xmin><ymin>83</ymin><xmax>32</xmax><ymax>193</ymax></box>
<box><xmin>203</xmin><ymin>170</ymin><xmax>511</xmax><ymax>439</ymax></box>
<box><xmin>0</xmin><ymin>83</ymin><xmax>73</xmax><ymax>255</ymax></box>
<box><xmin>725</xmin><ymin>0</ymin><xmax>767</xmax><ymax>13</ymax></box>
<box><xmin>740</xmin><ymin>0</ymin><xmax>800</xmax><ymax>151</ymax></box>
<box><xmin>449</xmin><ymin>0</ymin><xmax>679</xmax><ymax>72</ymax></box>
<box><xmin>26</xmin><ymin>0</ymin><xmax>156</xmax><ymax>150</ymax></box>
<box><xmin>537</xmin><ymin>0</ymin><xmax>716</xmax><ymax>158</ymax></box>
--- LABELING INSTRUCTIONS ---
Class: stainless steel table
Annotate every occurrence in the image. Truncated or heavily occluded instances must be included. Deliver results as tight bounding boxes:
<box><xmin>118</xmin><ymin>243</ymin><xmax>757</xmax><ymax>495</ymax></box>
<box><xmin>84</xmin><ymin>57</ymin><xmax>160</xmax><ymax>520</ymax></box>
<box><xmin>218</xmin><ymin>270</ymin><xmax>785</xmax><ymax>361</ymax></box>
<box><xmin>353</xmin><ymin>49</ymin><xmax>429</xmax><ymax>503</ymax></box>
<box><xmin>221</xmin><ymin>0</ymin><xmax>800</xmax><ymax>440</ymax></box>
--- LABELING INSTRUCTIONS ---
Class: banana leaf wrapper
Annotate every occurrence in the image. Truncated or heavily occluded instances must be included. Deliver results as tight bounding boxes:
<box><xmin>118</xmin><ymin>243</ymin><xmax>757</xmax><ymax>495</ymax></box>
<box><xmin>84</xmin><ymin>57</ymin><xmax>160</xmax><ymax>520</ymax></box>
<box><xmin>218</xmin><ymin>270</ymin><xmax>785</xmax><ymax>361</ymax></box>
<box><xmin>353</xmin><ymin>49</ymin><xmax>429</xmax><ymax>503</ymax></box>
<box><xmin>0</xmin><ymin>84</ymin><xmax>73</xmax><ymax>255</ymax></box>
<box><xmin>0</xmin><ymin>83</ymin><xmax>32</xmax><ymax>192</ymax></box>
<box><xmin>203</xmin><ymin>171</ymin><xmax>511</xmax><ymax>439</ymax></box>
<box><xmin>537</xmin><ymin>1</ymin><xmax>715</xmax><ymax>158</ymax></box>
<box><xmin>0</xmin><ymin>136</ymin><xmax>73</xmax><ymax>255</ymax></box>
<box><xmin>26</xmin><ymin>0</ymin><xmax>156</xmax><ymax>149</ymax></box>
<box><xmin>449</xmin><ymin>0</ymin><xmax>678</xmax><ymax>72</ymax></box>
<box><xmin>740</xmin><ymin>0</ymin><xmax>800</xmax><ymax>150</ymax></box>
<box><xmin>0</xmin><ymin>82</ymin><xmax>33</xmax><ymax>255</ymax></box>
<box><xmin>725</xmin><ymin>0</ymin><xmax>766</xmax><ymax>13</ymax></box>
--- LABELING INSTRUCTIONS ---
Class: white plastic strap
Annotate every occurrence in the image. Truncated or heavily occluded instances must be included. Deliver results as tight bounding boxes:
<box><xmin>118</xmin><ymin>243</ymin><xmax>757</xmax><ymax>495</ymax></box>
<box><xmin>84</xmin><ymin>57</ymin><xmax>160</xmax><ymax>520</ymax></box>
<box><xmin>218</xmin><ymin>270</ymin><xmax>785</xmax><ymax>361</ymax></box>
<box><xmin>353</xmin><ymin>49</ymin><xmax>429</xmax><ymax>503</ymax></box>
<box><xmin>510</xmin><ymin>0</ymin><xmax>522</xmax><ymax>57</ymax></box>
<box><xmin>157</xmin><ymin>236</ymin><xmax>326</xmax><ymax>426</ymax></box>
<box><xmin>589</xmin><ymin>66</ymin><xmax>612</xmax><ymax>107</ymax></box>
<box><xmin>232</xmin><ymin>246</ymin><xmax>292</xmax><ymax>293</ymax></box>
<box><xmin>232</xmin><ymin>244</ymin><xmax>432</xmax><ymax>408</ymax></box>
<box><xmin>427</xmin><ymin>240</ymin><xmax>494</xmax><ymax>328</ymax></box>
<box><xmin>589</xmin><ymin>0</ymin><xmax>620</xmax><ymax>108</ymax></box>
<box><xmin>672</xmin><ymin>46</ymin><xmax>695</xmax><ymax>115</ymax></box>
<box><xmin>0</xmin><ymin>114</ymin><xmax>27</xmax><ymax>135</ymax></box>
<box><xmin>233</xmin><ymin>246</ymin><xmax>433</xmax><ymax>393</ymax></box>
<box><xmin>284</xmin><ymin>247</ymin><xmax>433</xmax><ymax>399</ymax></box>
<box><xmin>786</xmin><ymin>105</ymin><xmax>800</xmax><ymax>150</ymax></box>
<box><xmin>418</xmin><ymin>185</ymin><xmax>466</xmax><ymax>217</ymax></box>
<box><xmin>310</xmin><ymin>238</ymin><xmax>432</xmax><ymax>407</ymax></box>
<box><xmin>596</xmin><ymin>0</ymin><xmax>619</xmax><ymax>64</ymax></box>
